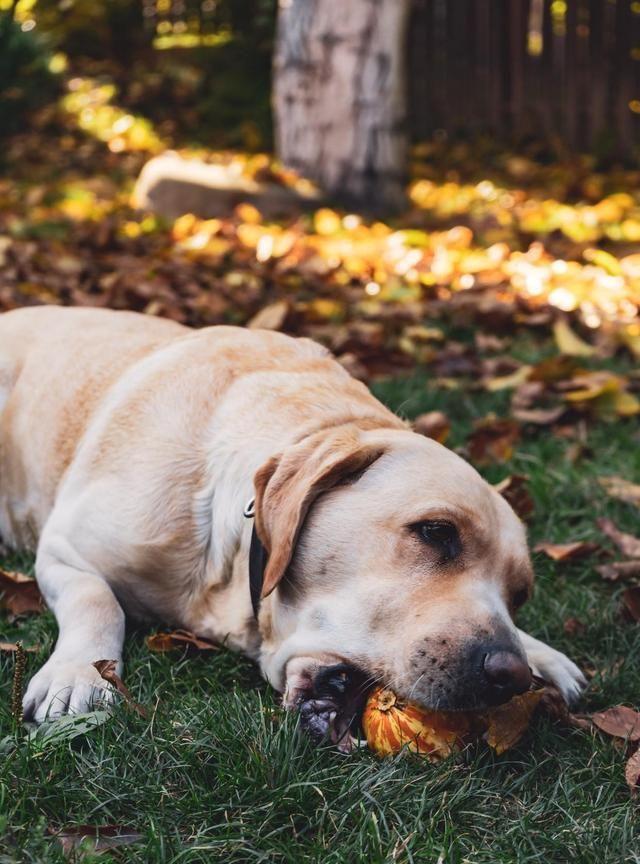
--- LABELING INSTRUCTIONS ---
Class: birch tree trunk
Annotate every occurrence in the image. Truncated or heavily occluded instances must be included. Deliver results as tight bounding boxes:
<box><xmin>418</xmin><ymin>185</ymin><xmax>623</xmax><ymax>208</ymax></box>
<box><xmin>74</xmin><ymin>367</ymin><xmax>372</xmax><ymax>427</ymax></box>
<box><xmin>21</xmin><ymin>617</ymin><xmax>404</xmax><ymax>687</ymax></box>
<box><xmin>272</xmin><ymin>0</ymin><xmax>411</xmax><ymax>213</ymax></box>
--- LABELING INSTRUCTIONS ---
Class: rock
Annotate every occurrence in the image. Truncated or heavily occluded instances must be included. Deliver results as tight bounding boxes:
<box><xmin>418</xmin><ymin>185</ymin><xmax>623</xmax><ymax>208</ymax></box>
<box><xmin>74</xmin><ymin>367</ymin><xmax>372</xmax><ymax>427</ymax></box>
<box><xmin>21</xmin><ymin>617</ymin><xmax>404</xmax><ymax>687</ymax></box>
<box><xmin>132</xmin><ymin>151</ymin><xmax>320</xmax><ymax>220</ymax></box>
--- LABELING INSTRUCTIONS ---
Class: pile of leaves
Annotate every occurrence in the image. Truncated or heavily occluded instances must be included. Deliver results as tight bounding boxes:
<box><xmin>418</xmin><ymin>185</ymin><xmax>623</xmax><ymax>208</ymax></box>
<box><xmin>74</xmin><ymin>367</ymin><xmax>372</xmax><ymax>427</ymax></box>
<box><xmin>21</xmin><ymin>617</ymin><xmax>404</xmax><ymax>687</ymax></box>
<box><xmin>1</xmin><ymin>74</ymin><xmax>639</xmax><ymax>387</ymax></box>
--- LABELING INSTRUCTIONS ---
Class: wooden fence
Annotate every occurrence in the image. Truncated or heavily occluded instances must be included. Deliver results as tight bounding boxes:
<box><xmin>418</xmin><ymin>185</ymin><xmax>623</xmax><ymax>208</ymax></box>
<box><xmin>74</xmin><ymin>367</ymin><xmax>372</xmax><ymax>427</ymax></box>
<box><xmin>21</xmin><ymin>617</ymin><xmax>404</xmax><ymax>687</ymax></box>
<box><xmin>408</xmin><ymin>0</ymin><xmax>640</xmax><ymax>157</ymax></box>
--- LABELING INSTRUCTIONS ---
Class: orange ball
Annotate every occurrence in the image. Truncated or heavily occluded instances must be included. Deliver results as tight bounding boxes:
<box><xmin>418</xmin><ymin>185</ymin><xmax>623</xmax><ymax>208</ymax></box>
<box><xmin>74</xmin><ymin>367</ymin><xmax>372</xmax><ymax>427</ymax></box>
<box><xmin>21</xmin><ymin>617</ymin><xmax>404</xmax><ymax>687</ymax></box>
<box><xmin>362</xmin><ymin>687</ymin><xmax>472</xmax><ymax>759</ymax></box>
<box><xmin>362</xmin><ymin>686</ymin><xmax>545</xmax><ymax>758</ymax></box>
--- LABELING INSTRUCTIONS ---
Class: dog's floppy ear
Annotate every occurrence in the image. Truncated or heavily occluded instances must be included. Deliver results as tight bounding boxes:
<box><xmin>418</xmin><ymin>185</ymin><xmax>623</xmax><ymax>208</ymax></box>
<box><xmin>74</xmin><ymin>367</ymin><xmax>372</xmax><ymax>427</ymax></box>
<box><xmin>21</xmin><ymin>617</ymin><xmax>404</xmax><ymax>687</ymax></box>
<box><xmin>253</xmin><ymin>427</ymin><xmax>385</xmax><ymax>599</ymax></box>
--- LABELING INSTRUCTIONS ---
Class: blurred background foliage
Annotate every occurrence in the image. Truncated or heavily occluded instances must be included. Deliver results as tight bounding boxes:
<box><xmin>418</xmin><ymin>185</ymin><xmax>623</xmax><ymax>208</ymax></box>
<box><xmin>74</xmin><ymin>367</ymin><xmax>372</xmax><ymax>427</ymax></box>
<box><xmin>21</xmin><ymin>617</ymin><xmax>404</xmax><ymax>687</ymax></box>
<box><xmin>1</xmin><ymin>0</ymin><xmax>638</xmax><ymax>162</ymax></box>
<box><xmin>0</xmin><ymin>0</ymin><xmax>277</xmax><ymax>149</ymax></box>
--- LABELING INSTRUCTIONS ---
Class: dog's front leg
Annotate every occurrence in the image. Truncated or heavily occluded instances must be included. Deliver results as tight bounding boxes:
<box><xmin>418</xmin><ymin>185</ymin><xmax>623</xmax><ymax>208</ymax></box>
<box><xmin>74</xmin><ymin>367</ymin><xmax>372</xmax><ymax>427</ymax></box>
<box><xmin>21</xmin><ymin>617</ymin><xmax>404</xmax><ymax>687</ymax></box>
<box><xmin>517</xmin><ymin>628</ymin><xmax>587</xmax><ymax>706</ymax></box>
<box><xmin>23</xmin><ymin>544</ymin><xmax>125</xmax><ymax>723</ymax></box>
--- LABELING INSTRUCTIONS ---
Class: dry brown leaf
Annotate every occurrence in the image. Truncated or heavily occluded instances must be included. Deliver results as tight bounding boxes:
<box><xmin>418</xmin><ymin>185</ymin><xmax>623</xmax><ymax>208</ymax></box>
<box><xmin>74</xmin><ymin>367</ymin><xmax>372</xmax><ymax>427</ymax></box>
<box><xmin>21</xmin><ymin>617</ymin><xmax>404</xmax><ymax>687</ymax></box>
<box><xmin>596</xmin><ymin>560</ymin><xmax>640</xmax><ymax>582</ymax></box>
<box><xmin>93</xmin><ymin>659</ymin><xmax>147</xmax><ymax>718</ymax></box>
<box><xmin>534</xmin><ymin>541</ymin><xmax>599</xmax><ymax>562</ymax></box>
<box><xmin>0</xmin><ymin>568</ymin><xmax>44</xmax><ymax>616</ymax></box>
<box><xmin>0</xmin><ymin>641</ymin><xmax>38</xmax><ymax>653</ymax></box>
<box><xmin>621</xmin><ymin>586</ymin><xmax>640</xmax><ymax>622</ymax></box>
<box><xmin>563</xmin><ymin>617</ymin><xmax>586</xmax><ymax>637</ymax></box>
<box><xmin>145</xmin><ymin>628</ymin><xmax>219</xmax><ymax>653</ymax></box>
<box><xmin>48</xmin><ymin>824</ymin><xmax>143</xmax><ymax>854</ymax></box>
<box><xmin>494</xmin><ymin>474</ymin><xmax>535</xmax><ymax>521</ymax></box>
<box><xmin>625</xmin><ymin>746</ymin><xmax>640</xmax><ymax>795</ymax></box>
<box><xmin>475</xmin><ymin>332</ymin><xmax>509</xmax><ymax>353</ymax></box>
<box><xmin>413</xmin><ymin>411</ymin><xmax>450</xmax><ymax>444</ymax></box>
<box><xmin>599</xmin><ymin>476</ymin><xmax>640</xmax><ymax>509</ymax></box>
<box><xmin>528</xmin><ymin>355</ymin><xmax>578</xmax><ymax>383</ymax></box>
<box><xmin>511</xmin><ymin>406</ymin><xmax>565</xmax><ymax>425</ymax></box>
<box><xmin>597</xmin><ymin>518</ymin><xmax>640</xmax><ymax>558</ymax></box>
<box><xmin>483</xmin><ymin>689</ymin><xmax>545</xmax><ymax>755</ymax></box>
<box><xmin>467</xmin><ymin>417</ymin><xmax>520</xmax><ymax>465</ymax></box>
<box><xmin>533</xmin><ymin>676</ymin><xmax>591</xmax><ymax>729</ymax></box>
<box><xmin>591</xmin><ymin>705</ymin><xmax>640</xmax><ymax>740</ymax></box>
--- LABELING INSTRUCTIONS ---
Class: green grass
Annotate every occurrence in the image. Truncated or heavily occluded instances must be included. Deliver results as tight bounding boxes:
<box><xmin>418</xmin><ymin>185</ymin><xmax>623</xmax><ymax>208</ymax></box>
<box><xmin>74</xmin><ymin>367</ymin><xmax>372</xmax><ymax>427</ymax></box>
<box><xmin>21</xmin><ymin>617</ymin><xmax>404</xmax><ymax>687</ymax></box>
<box><xmin>1</xmin><ymin>342</ymin><xmax>640</xmax><ymax>863</ymax></box>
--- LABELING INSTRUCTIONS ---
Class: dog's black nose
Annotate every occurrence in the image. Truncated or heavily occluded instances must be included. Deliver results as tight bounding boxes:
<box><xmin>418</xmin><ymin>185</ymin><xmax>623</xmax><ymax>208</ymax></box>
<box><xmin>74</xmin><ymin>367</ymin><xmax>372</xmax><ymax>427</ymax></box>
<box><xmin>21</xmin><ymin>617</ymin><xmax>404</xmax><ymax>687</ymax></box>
<box><xmin>483</xmin><ymin>651</ymin><xmax>531</xmax><ymax>703</ymax></box>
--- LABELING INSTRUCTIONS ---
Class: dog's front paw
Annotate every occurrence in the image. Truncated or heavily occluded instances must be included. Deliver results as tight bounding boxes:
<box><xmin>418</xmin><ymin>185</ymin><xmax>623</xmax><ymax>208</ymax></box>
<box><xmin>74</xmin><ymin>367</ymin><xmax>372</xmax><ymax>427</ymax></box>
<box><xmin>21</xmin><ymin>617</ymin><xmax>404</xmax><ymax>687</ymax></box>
<box><xmin>23</xmin><ymin>655</ymin><xmax>119</xmax><ymax>723</ymax></box>
<box><xmin>526</xmin><ymin>644</ymin><xmax>587</xmax><ymax>706</ymax></box>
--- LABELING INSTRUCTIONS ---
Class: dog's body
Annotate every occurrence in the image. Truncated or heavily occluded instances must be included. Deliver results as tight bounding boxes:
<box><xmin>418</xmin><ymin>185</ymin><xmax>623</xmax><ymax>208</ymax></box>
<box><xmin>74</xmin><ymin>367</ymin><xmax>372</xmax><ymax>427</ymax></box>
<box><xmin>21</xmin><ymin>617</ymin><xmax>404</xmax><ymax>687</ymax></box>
<box><xmin>0</xmin><ymin>306</ymin><xmax>585</xmax><ymax>725</ymax></box>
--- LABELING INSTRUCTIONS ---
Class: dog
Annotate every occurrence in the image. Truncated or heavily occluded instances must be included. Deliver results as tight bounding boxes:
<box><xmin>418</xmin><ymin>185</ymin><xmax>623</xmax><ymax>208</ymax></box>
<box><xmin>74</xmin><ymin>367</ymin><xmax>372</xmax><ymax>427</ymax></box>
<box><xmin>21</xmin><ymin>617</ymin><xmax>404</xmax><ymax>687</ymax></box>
<box><xmin>0</xmin><ymin>306</ymin><xmax>585</xmax><ymax>734</ymax></box>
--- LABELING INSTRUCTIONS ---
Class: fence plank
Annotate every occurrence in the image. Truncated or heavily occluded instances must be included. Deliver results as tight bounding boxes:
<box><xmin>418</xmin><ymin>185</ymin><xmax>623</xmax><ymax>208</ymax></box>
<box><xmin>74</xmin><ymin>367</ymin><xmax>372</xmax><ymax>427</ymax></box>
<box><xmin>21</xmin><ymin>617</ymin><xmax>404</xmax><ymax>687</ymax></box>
<box><xmin>407</xmin><ymin>0</ymin><xmax>637</xmax><ymax>158</ymax></box>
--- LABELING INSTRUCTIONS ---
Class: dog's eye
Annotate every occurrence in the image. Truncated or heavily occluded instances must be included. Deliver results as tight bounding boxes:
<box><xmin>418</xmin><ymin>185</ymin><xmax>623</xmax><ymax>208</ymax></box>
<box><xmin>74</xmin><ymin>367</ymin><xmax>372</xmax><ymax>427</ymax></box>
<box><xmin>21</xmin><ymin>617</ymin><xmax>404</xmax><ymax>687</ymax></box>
<box><xmin>414</xmin><ymin>520</ymin><xmax>461</xmax><ymax>563</ymax></box>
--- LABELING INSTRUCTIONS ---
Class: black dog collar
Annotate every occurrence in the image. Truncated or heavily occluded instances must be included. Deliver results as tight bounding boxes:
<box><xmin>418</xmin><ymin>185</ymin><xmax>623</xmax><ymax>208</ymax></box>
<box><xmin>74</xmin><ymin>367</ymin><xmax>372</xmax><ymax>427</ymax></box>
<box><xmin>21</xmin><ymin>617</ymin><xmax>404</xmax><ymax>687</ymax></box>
<box><xmin>244</xmin><ymin>497</ymin><xmax>267</xmax><ymax>619</ymax></box>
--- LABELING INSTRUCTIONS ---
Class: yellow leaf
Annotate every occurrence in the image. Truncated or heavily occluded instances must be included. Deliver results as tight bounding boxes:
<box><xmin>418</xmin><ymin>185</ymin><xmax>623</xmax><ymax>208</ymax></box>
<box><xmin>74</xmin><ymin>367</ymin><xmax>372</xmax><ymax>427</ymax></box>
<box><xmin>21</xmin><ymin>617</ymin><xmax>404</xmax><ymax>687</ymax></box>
<box><xmin>553</xmin><ymin>318</ymin><xmax>595</xmax><ymax>357</ymax></box>
<box><xmin>563</xmin><ymin>372</ymin><xmax>621</xmax><ymax>402</ymax></box>
<box><xmin>235</xmin><ymin>202</ymin><xmax>262</xmax><ymax>224</ymax></box>
<box><xmin>484</xmin><ymin>365</ymin><xmax>532</xmax><ymax>392</ymax></box>
<box><xmin>620</xmin><ymin>324</ymin><xmax>640</xmax><ymax>359</ymax></box>
<box><xmin>314</xmin><ymin>208</ymin><xmax>342</xmax><ymax>236</ymax></box>
<box><xmin>613</xmin><ymin>391</ymin><xmax>640</xmax><ymax>417</ymax></box>
<box><xmin>583</xmin><ymin>248</ymin><xmax>622</xmax><ymax>276</ymax></box>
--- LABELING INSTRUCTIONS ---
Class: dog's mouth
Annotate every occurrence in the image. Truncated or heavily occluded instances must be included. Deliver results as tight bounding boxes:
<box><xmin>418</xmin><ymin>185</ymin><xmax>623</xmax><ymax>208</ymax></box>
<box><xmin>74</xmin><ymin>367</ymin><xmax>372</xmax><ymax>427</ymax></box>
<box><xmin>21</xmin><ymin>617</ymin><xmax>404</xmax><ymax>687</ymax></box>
<box><xmin>296</xmin><ymin>662</ymin><xmax>374</xmax><ymax>752</ymax></box>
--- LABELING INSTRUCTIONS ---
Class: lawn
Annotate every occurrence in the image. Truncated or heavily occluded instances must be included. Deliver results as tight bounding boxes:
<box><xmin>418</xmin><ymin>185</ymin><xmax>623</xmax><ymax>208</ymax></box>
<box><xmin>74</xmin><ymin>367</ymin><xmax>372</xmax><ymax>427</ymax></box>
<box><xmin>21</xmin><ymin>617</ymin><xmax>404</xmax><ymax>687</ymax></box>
<box><xmin>1</xmin><ymin>336</ymin><xmax>639</xmax><ymax>864</ymax></box>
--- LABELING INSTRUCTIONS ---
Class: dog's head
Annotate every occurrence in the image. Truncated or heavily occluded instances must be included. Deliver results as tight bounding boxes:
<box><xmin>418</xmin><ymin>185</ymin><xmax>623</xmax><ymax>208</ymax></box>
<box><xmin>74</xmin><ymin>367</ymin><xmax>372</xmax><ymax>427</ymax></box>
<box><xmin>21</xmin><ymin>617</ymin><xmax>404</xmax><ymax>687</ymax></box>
<box><xmin>253</xmin><ymin>424</ymin><xmax>533</xmax><ymax>713</ymax></box>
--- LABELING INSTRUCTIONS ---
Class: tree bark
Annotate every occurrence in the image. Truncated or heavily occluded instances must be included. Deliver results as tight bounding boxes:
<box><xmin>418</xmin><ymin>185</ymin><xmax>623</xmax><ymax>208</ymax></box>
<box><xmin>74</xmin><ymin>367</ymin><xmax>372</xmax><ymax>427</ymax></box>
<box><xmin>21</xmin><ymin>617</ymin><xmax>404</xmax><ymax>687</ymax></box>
<box><xmin>272</xmin><ymin>0</ymin><xmax>411</xmax><ymax>213</ymax></box>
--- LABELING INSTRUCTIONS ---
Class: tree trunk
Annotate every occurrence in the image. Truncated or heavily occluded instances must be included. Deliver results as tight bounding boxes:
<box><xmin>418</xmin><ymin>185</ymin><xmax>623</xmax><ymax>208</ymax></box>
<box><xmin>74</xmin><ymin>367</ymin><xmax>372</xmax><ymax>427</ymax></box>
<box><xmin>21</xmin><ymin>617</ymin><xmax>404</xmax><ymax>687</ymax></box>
<box><xmin>272</xmin><ymin>0</ymin><xmax>411</xmax><ymax>213</ymax></box>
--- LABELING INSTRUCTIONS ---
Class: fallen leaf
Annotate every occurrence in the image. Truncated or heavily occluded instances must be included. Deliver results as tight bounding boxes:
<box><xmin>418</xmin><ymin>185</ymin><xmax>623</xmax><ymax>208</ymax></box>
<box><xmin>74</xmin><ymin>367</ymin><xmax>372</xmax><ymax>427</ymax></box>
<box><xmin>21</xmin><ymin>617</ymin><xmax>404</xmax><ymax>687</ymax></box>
<box><xmin>483</xmin><ymin>689</ymin><xmax>545</xmax><ymax>755</ymax></box>
<box><xmin>597</xmin><ymin>518</ymin><xmax>640</xmax><ymax>558</ymax></box>
<box><xmin>563</xmin><ymin>617</ymin><xmax>586</xmax><ymax>636</ymax></box>
<box><xmin>475</xmin><ymin>332</ymin><xmax>509</xmax><ymax>353</ymax></box>
<box><xmin>599</xmin><ymin>476</ymin><xmax>640</xmax><ymax>509</ymax></box>
<box><xmin>596</xmin><ymin>560</ymin><xmax>640</xmax><ymax>582</ymax></box>
<box><xmin>511</xmin><ymin>406</ymin><xmax>565</xmax><ymax>425</ymax></box>
<box><xmin>336</xmin><ymin>352</ymin><xmax>369</xmax><ymax>381</ymax></box>
<box><xmin>0</xmin><ymin>641</ymin><xmax>38</xmax><ymax>653</ymax></box>
<box><xmin>591</xmin><ymin>705</ymin><xmax>640</xmax><ymax>741</ymax></box>
<box><xmin>145</xmin><ymin>629</ymin><xmax>219</xmax><ymax>652</ymax></box>
<box><xmin>467</xmin><ymin>417</ymin><xmax>520</xmax><ymax>465</ymax></box>
<box><xmin>483</xmin><ymin>365</ymin><xmax>532</xmax><ymax>392</ymax></box>
<box><xmin>247</xmin><ymin>300</ymin><xmax>289</xmax><ymax>331</ymax></box>
<box><xmin>413</xmin><ymin>411</ymin><xmax>450</xmax><ymax>444</ymax></box>
<box><xmin>553</xmin><ymin>317</ymin><xmax>595</xmax><ymax>357</ymax></box>
<box><xmin>534</xmin><ymin>541</ymin><xmax>599</xmax><ymax>562</ymax></box>
<box><xmin>494</xmin><ymin>474</ymin><xmax>535</xmax><ymax>520</ymax></box>
<box><xmin>621</xmin><ymin>586</ymin><xmax>640</xmax><ymax>622</ymax></box>
<box><xmin>534</xmin><ymin>678</ymin><xmax>590</xmax><ymax>729</ymax></box>
<box><xmin>0</xmin><ymin>569</ymin><xmax>44</xmax><ymax>616</ymax></box>
<box><xmin>625</xmin><ymin>746</ymin><xmax>640</xmax><ymax>795</ymax></box>
<box><xmin>561</xmin><ymin>372</ymin><xmax>640</xmax><ymax>418</ymax></box>
<box><xmin>529</xmin><ymin>355</ymin><xmax>578</xmax><ymax>383</ymax></box>
<box><xmin>620</xmin><ymin>322</ymin><xmax>640</xmax><ymax>360</ymax></box>
<box><xmin>93</xmin><ymin>660</ymin><xmax>147</xmax><ymax>718</ymax></box>
<box><xmin>48</xmin><ymin>824</ymin><xmax>143</xmax><ymax>854</ymax></box>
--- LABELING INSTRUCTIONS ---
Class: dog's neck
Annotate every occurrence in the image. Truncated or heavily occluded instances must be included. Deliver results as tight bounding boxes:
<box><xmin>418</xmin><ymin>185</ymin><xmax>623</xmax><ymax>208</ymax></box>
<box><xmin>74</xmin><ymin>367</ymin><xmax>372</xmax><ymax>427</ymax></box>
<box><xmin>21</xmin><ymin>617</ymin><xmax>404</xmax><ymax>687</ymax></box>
<box><xmin>192</xmin><ymin>408</ymin><xmax>402</xmax><ymax>653</ymax></box>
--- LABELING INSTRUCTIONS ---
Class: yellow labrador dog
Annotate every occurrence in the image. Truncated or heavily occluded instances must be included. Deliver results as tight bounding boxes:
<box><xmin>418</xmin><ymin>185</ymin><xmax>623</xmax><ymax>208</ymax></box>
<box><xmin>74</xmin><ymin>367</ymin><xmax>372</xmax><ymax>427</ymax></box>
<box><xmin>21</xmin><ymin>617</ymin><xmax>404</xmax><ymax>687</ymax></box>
<box><xmin>0</xmin><ymin>307</ymin><xmax>585</xmax><ymax>733</ymax></box>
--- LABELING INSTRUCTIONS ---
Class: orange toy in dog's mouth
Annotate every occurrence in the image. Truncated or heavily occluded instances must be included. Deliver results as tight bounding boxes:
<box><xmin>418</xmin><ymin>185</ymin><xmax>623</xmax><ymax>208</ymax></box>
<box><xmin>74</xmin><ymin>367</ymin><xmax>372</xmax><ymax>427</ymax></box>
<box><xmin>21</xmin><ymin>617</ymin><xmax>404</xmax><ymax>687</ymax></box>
<box><xmin>362</xmin><ymin>686</ymin><xmax>545</xmax><ymax>758</ymax></box>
